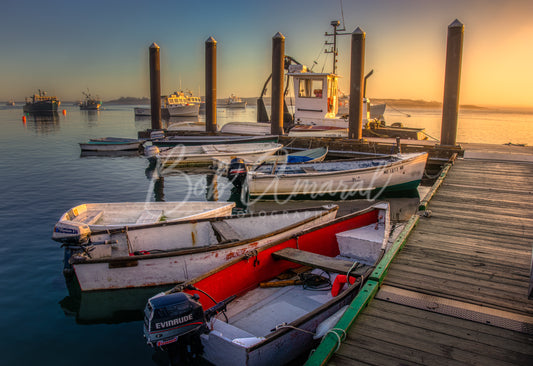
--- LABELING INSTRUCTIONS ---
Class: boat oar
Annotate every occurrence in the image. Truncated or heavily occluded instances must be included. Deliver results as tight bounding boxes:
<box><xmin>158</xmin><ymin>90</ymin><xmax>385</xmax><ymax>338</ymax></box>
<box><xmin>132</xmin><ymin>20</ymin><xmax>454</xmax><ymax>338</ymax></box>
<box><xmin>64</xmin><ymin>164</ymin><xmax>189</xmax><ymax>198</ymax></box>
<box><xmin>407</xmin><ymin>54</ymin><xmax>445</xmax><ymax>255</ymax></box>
<box><xmin>259</xmin><ymin>279</ymin><xmax>303</xmax><ymax>287</ymax></box>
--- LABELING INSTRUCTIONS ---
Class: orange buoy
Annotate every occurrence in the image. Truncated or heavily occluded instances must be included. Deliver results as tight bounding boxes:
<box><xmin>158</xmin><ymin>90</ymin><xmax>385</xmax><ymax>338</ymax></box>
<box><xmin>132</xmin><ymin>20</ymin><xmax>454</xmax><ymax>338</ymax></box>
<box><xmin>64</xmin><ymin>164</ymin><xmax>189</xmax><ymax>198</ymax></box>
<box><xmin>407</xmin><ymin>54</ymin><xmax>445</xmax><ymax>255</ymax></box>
<box><xmin>22</xmin><ymin>115</ymin><xmax>26</xmax><ymax>123</ymax></box>
<box><xmin>62</xmin><ymin>109</ymin><xmax>67</xmax><ymax>115</ymax></box>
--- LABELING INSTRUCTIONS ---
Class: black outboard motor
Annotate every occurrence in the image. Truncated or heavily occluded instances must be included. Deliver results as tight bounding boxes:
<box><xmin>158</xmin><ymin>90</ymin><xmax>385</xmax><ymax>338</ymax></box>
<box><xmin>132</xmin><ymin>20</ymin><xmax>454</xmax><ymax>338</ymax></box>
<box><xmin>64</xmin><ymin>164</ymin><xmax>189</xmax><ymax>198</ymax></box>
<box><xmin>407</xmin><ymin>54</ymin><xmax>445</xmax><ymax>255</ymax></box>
<box><xmin>144</xmin><ymin>292</ymin><xmax>206</xmax><ymax>349</ymax></box>
<box><xmin>227</xmin><ymin>157</ymin><xmax>247</xmax><ymax>188</ymax></box>
<box><xmin>144</xmin><ymin>290</ymin><xmax>237</xmax><ymax>364</ymax></box>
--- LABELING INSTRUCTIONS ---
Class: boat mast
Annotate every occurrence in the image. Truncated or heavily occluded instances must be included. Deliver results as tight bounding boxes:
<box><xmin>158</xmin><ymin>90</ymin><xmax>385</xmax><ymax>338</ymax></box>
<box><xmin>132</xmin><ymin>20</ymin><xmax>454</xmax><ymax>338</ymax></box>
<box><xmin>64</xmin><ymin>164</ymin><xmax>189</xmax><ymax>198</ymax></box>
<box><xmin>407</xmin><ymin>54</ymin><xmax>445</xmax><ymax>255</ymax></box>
<box><xmin>324</xmin><ymin>20</ymin><xmax>350</xmax><ymax>74</ymax></box>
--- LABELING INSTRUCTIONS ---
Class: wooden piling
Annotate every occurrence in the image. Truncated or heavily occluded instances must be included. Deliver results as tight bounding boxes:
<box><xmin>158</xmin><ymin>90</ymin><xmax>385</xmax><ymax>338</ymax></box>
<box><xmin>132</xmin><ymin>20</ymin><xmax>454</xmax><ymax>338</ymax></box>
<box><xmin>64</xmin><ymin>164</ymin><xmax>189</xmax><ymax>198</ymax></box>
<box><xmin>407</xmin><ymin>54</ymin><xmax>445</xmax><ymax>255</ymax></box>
<box><xmin>271</xmin><ymin>32</ymin><xmax>285</xmax><ymax>135</ymax></box>
<box><xmin>149</xmin><ymin>43</ymin><xmax>162</xmax><ymax>130</ymax></box>
<box><xmin>348</xmin><ymin>27</ymin><xmax>365</xmax><ymax>140</ymax></box>
<box><xmin>205</xmin><ymin>36</ymin><xmax>217</xmax><ymax>133</ymax></box>
<box><xmin>440</xmin><ymin>19</ymin><xmax>464</xmax><ymax>146</ymax></box>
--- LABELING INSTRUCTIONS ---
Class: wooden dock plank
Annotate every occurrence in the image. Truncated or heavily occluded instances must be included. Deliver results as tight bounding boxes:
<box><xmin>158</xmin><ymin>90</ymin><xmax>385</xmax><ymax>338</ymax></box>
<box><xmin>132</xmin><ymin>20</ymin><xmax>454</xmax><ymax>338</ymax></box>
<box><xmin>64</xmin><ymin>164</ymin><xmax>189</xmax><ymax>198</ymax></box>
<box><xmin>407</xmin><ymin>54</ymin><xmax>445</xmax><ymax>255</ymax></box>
<box><xmin>325</xmin><ymin>158</ymin><xmax>533</xmax><ymax>366</ymax></box>
<box><xmin>334</xmin><ymin>300</ymin><xmax>533</xmax><ymax>365</ymax></box>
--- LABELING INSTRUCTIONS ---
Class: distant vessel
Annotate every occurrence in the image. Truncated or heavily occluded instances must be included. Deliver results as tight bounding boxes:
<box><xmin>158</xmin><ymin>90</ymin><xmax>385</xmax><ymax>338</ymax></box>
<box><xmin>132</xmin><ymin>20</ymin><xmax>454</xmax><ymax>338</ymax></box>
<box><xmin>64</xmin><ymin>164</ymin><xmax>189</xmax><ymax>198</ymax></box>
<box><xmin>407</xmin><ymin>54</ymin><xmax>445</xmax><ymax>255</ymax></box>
<box><xmin>6</xmin><ymin>98</ymin><xmax>15</xmax><ymax>106</ymax></box>
<box><xmin>80</xmin><ymin>90</ymin><xmax>102</xmax><ymax>110</ymax></box>
<box><xmin>23</xmin><ymin>90</ymin><xmax>60</xmax><ymax>113</ymax></box>
<box><xmin>222</xmin><ymin>94</ymin><xmax>246</xmax><ymax>108</ymax></box>
<box><xmin>165</xmin><ymin>91</ymin><xmax>200</xmax><ymax>117</ymax></box>
<box><xmin>134</xmin><ymin>91</ymin><xmax>201</xmax><ymax>117</ymax></box>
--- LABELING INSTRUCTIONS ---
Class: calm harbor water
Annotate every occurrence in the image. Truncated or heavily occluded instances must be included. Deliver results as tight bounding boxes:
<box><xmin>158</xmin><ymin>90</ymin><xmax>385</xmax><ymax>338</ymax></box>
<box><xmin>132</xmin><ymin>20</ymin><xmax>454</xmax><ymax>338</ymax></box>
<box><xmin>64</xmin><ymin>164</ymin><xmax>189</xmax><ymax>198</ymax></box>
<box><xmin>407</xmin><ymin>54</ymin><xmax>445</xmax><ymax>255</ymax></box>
<box><xmin>0</xmin><ymin>103</ymin><xmax>531</xmax><ymax>365</ymax></box>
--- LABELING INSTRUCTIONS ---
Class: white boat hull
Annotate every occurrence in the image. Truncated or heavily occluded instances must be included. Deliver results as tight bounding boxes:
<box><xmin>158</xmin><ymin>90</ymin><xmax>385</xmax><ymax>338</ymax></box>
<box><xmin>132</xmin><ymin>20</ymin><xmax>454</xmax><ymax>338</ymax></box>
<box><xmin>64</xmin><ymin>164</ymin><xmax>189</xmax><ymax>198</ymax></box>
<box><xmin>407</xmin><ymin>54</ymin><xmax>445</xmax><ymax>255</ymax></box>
<box><xmin>70</xmin><ymin>207</ymin><xmax>338</xmax><ymax>291</ymax></box>
<box><xmin>219</xmin><ymin>122</ymin><xmax>271</xmax><ymax>136</ymax></box>
<box><xmin>247</xmin><ymin>152</ymin><xmax>428</xmax><ymax>198</ymax></box>
<box><xmin>166</xmin><ymin>103</ymin><xmax>200</xmax><ymax>117</ymax></box>
<box><xmin>157</xmin><ymin>142</ymin><xmax>283</xmax><ymax>166</ymax></box>
<box><xmin>53</xmin><ymin>201</ymin><xmax>236</xmax><ymax>242</ymax></box>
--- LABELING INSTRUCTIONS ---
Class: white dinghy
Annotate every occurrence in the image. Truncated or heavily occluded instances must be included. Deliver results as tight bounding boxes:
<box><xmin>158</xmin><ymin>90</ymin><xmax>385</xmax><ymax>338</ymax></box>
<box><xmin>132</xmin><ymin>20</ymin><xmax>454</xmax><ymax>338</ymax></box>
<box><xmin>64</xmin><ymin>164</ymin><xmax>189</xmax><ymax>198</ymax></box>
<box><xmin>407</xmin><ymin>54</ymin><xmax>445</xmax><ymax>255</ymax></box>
<box><xmin>60</xmin><ymin>205</ymin><xmax>338</xmax><ymax>291</ymax></box>
<box><xmin>247</xmin><ymin>152</ymin><xmax>428</xmax><ymax>199</ymax></box>
<box><xmin>143</xmin><ymin>203</ymin><xmax>390</xmax><ymax>365</ymax></box>
<box><xmin>148</xmin><ymin>142</ymin><xmax>283</xmax><ymax>167</ymax></box>
<box><xmin>52</xmin><ymin>201</ymin><xmax>235</xmax><ymax>243</ymax></box>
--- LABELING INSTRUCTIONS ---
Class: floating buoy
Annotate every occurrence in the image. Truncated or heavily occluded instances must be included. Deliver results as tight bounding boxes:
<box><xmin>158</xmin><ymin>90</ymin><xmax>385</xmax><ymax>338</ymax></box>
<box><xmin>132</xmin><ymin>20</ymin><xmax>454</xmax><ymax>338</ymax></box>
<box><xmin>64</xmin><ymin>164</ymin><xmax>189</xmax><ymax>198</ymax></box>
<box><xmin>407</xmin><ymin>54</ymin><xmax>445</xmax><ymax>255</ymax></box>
<box><xmin>22</xmin><ymin>115</ymin><xmax>26</xmax><ymax>123</ymax></box>
<box><xmin>62</xmin><ymin>109</ymin><xmax>67</xmax><ymax>115</ymax></box>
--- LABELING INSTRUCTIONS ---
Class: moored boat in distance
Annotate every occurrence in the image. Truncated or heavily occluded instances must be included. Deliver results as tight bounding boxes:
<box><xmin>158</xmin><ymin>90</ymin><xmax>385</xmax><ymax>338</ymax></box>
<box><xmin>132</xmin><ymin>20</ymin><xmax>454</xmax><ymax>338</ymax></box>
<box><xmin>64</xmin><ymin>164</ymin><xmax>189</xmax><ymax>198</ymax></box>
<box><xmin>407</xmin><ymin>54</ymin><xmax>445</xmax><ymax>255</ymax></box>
<box><xmin>79</xmin><ymin>137</ymin><xmax>143</xmax><ymax>152</ymax></box>
<box><xmin>134</xmin><ymin>107</ymin><xmax>152</xmax><ymax>116</ymax></box>
<box><xmin>6</xmin><ymin>98</ymin><xmax>15</xmax><ymax>106</ymax></box>
<box><xmin>221</xmin><ymin>94</ymin><xmax>247</xmax><ymax>108</ymax></box>
<box><xmin>165</xmin><ymin>91</ymin><xmax>200</xmax><ymax>117</ymax></box>
<box><xmin>59</xmin><ymin>205</ymin><xmax>339</xmax><ymax>291</ymax></box>
<box><xmin>79</xmin><ymin>89</ymin><xmax>102</xmax><ymax>110</ymax></box>
<box><xmin>246</xmin><ymin>152</ymin><xmax>428</xmax><ymax>199</ymax></box>
<box><xmin>143</xmin><ymin>203</ymin><xmax>389</xmax><ymax>365</ymax></box>
<box><xmin>23</xmin><ymin>90</ymin><xmax>60</xmax><ymax>113</ymax></box>
<box><xmin>52</xmin><ymin>201</ymin><xmax>236</xmax><ymax>243</ymax></box>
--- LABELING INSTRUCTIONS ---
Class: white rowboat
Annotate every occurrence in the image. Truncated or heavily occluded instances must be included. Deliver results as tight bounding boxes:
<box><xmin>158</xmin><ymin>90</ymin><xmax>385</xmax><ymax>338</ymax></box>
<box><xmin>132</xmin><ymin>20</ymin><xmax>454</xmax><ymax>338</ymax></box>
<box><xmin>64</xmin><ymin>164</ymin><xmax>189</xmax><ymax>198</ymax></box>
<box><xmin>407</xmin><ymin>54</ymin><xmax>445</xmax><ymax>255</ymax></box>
<box><xmin>153</xmin><ymin>142</ymin><xmax>283</xmax><ymax>167</ymax></box>
<box><xmin>62</xmin><ymin>205</ymin><xmax>338</xmax><ymax>291</ymax></box>
<box><xmin>52</xmin><ymin>201</ymin><xmax>236</xmax><ymax>243</ymax></box>
<box><xmin>247</xmin><ymin>152</ymin><xmax>428</xmax><ymax>199</ymax></box>
<box><xmin>143</xmin><ymin>203</ymin><xmax>389</xmax><ymax>365</ymax></box>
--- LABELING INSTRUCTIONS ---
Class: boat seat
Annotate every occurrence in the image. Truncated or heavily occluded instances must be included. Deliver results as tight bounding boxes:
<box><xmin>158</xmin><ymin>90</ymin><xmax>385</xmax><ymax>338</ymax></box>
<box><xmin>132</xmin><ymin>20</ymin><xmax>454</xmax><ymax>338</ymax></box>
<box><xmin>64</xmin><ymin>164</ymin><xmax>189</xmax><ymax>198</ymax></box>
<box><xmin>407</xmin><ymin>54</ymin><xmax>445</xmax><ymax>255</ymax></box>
<box><xmin>211</xmin><ymin>221</ymin><xmax>241</xmax><ymax>242</ymax></box>
<box><xmin>71</xmin><ymin>210</ymin><xmax>103</xmax><ymax>225</ymax></box>
<box><xmin>201</xmin><ymin>145</ymin><xmax>219</xmax><ymax>154</ymax></box>
<box><xmin>272</xmin><ymin>248</ymin><xmax>358</xmax><ymax>274</ymax></box>
<box><xmin>135</xmin><ymin>210</ymin><xmax>163</xmax><ymax>224</ymax></box>
<box><xmin>302</xmin><ymin>167</ymin><xmax>317</xmax><ymax>173</ymax></box>
<box><xmin>210</xmin><ymin>318</ymin><xmax>256</xmax><ymax>340</ymax></box>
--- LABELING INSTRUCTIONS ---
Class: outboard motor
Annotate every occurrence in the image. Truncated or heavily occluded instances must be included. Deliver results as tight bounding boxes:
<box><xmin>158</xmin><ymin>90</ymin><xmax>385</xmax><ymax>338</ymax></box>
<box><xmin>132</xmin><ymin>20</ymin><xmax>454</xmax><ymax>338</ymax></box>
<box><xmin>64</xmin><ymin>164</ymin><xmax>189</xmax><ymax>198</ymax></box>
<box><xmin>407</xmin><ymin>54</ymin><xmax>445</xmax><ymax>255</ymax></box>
<box><xmin>227</xmin><ymin>157</ymin><xmax>247</xmax><ymax>188</ymax></box>
<box><xmin>144</xmin><ymin>290</ymin><xmax>236</xmax><ymax>363</ymax></box>
<box><xmin>144</xmin><ymin>292</ymin><xmax>206</xmax><ymax>349</ymax></box>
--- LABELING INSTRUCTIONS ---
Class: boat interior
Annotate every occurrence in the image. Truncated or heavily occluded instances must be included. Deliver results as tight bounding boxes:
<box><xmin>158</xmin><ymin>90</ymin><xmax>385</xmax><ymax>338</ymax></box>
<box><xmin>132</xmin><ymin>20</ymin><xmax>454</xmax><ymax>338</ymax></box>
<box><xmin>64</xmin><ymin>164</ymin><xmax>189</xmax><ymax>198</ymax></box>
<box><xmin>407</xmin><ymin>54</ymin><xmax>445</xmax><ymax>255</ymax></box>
<box><xmin>254</xmin><ymin>156</ymin><xmax>399</xmax><ymax>175</ymax></box>
<box><xmin>84</xmin><ymin>208</ymin><xmax>334</xmax><ymax>259</ymax></box>
<box><xmin>195</xmin><ymin>207</ymin><xmax>389</xmax><ymax>350</ymax></box>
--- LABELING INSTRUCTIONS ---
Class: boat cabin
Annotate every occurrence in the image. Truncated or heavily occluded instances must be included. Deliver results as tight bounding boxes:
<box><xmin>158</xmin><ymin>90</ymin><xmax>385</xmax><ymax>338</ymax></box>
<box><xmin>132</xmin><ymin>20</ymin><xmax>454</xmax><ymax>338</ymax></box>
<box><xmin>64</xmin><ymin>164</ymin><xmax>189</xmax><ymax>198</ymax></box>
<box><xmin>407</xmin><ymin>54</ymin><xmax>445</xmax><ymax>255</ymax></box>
<box><xmin>166</xmin><ymin>92</ymin><xmax>189</xmax><ymax>106</ymax></box>
<box><xmin>288</xmin><ymin>65</ymin><xmax>339</xmax><ymax>124</ymax></box>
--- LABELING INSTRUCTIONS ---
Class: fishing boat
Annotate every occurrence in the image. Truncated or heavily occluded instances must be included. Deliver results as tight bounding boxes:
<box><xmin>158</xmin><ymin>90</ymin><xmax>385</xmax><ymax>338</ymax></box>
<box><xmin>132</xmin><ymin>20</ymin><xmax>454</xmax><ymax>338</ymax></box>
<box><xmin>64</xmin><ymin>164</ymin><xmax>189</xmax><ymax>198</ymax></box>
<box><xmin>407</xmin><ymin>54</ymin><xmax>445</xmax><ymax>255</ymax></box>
<box><xmin>143</xmin><ymin>203</ymin><xmax>389</xmax><ymax>365</ymax></box>
<box><xmin>79</xmin><ymin>137</ymin><xmax>143</xmax><ymax>152</ymax></box>
<box><xmin>59</xmin><ymin>205</ymin><xmax>339</xmax><ymax>291</ymax></box>
<box><xmin>52</xmin><ymin>201</ymin><xmax>236</xmax><ymax>242</ymax></box>
<box><xmin>222</xmin><ymin>94</ymin><xmax>246</xmax><ymax>108</ymax></box>
<box><xmin>246</xmin><ymin>152</ymin><xmax>428</xmax><ymax>199</ymax></box>
<box><xmin>23</xmin><ymin>90</ymin><xmax>60</xmax><ymax>113</ymax></box>
<box><xmin>166</xmin><ymin>91</ymin><xmax>200</xmax><ymax>117</ymax></box>
<box><xmin>152</xmin><ymin>134</ymin><xmax>279</xmax><ymax>147</ymax></box>
<box><xmin>79</xmin><ymin>90</ymin><xmax>102</xmax><ymax>110</ymax></box>
<box><xmin>149</xmin><ymin>142</ymin><xmax>283</xmax><ymax>167</ymax></box>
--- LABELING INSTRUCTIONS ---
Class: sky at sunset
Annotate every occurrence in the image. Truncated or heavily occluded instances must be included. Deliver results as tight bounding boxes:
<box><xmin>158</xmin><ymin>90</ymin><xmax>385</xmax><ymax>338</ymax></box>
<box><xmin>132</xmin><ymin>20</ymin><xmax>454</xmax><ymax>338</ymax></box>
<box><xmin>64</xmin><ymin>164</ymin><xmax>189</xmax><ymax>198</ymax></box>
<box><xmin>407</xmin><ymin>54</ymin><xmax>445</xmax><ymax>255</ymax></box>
<box><xmin>1</xmin><ymin>0</ymin><xmax>532</xmax><ymax>107</ymax></box>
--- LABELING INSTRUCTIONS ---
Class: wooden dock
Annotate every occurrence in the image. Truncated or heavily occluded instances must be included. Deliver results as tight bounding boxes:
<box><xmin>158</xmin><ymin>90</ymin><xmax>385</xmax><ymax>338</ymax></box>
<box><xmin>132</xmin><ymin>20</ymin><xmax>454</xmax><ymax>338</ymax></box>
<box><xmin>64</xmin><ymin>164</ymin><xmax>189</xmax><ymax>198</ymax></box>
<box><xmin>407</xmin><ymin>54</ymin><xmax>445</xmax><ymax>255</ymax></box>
<box><xmin>307</xmin><ymin>149</ymin><xmax>533</xmax><ymax>365</ymax></box>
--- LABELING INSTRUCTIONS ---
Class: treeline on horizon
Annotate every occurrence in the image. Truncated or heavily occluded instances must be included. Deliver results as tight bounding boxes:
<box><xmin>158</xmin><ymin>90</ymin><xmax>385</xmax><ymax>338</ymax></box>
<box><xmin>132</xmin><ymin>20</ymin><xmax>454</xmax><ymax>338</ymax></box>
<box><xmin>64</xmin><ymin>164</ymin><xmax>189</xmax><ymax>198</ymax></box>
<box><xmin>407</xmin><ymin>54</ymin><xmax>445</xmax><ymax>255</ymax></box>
<box><xmin>104</xmin><ymin>96</ymin><xmax>486</xmax><ymax>110</ymax></box>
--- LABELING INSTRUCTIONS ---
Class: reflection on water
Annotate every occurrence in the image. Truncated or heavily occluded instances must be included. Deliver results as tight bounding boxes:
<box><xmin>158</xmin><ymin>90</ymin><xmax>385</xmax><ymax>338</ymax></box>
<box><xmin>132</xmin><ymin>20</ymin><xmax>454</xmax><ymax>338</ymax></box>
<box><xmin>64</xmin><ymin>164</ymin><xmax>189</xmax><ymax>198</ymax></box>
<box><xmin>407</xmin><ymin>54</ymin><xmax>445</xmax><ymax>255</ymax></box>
<box><xmin>60</xmin><ymin>278</ymin><xmax>173</xmax><ymax>325</ymax></box>
<box><xmin>80</xmin><ymin>109</ymin><xmax>101</xmax><ymax>126</ymax></box>
<box><xmin>26</xmin><ymin>112</ymin><xmax>60</xmax><ymax>134</ymax></box>
<box><xmin>80</xmin><ymin>150</ymin><xmax>141</xmax><ymax>158</ymax></box>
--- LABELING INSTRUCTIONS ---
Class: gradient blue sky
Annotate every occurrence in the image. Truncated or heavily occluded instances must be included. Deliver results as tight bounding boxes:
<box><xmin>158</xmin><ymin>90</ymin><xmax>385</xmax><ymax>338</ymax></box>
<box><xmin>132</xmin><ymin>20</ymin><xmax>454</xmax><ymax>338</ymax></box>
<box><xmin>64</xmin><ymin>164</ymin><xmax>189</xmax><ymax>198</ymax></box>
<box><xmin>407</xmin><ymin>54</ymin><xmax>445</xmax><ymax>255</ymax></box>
<box><xmin>2</xmin><ymin>0</ymin><xmax>532</xmax><ymax>107</ymax></box>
